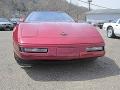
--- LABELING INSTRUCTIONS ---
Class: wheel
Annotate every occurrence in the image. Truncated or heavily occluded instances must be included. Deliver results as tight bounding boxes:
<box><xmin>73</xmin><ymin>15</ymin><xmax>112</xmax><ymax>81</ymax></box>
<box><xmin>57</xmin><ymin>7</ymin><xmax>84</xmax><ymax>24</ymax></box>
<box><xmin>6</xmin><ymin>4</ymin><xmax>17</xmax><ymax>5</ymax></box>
<box><xmin>107</xmin><ymin>27</ymin><xmax>115</xmax><ymax>38</ymax></box>
<box><xmin>14</xmin><ymin>53</ymin><xmax>32</xmax><ymax>67</ymax></box>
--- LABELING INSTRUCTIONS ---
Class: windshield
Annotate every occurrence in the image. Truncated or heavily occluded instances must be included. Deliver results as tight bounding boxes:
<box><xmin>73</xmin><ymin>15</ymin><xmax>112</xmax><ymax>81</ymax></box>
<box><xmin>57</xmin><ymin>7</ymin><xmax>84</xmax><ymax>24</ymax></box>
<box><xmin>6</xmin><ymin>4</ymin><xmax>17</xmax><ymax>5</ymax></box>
<box><xmin>25</xmin><ymin>12</ymin><xmax>75</xmax><ymax>22</ymax></box>
<box><xmin>0</xmin><ymin>18</ymin><xmax>9</xmax><ymax>22</ymax></box>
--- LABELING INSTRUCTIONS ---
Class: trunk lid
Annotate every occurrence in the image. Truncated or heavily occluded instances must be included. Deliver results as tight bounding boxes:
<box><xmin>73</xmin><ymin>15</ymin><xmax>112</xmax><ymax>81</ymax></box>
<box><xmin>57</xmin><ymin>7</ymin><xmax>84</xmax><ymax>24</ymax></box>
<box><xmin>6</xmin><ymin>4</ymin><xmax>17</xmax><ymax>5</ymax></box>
<box><xmin>19</xmin><ymin>22</ymin><xmax>104</xmax><ymax>44</ymax></box>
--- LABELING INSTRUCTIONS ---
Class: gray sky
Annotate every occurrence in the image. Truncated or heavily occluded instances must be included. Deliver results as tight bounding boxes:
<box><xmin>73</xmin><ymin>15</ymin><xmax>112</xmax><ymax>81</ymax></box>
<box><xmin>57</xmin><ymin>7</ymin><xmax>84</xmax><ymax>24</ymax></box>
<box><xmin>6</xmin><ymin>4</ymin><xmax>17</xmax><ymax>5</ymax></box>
<box><xmin>66</xmin><ymin>0</ymin><xmax>120</xmax><ymax>9</ymax></box>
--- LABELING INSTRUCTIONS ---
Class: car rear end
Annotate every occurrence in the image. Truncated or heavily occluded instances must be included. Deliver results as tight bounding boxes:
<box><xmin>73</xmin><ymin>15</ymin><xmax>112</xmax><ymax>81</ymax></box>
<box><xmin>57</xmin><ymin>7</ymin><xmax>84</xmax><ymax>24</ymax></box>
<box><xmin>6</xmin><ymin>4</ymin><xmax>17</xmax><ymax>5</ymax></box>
<box><xmin>13</xmin><ymin>22</ymin><xmax>105</xmax><ymax>61</ymax></box>
<box><xmin>17</xmin><ymin>43</ymin><xmax>104</xmax><ymax>61</ymax></box>
<box><xmin>0</xmin><ymin>18</ymin><xmax>14</xmax><ymax>31</ymax></box>
<box><xmin>0</xmin><ymin>23</ymin><xmax>13</xmax><ymax>31</ymax></box>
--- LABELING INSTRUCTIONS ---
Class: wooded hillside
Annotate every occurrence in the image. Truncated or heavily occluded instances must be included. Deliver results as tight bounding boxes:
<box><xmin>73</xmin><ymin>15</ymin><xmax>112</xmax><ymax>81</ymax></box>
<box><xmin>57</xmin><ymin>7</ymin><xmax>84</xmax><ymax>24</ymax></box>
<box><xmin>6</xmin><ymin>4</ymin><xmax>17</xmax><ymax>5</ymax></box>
<box><xmin>0</xmin><ymin>0</ymin><xmax>88</xmax><ymax>20</ymax></box>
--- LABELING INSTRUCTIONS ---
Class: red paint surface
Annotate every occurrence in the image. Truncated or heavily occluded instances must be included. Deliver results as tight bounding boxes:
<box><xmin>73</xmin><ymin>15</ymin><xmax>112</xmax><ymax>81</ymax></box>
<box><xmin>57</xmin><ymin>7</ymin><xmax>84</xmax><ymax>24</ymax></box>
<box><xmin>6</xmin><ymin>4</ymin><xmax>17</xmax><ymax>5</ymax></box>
<box><xmin>13</xmin><ymin>22</ymin><xmax>105</xmax><ymax>60</ymax></box>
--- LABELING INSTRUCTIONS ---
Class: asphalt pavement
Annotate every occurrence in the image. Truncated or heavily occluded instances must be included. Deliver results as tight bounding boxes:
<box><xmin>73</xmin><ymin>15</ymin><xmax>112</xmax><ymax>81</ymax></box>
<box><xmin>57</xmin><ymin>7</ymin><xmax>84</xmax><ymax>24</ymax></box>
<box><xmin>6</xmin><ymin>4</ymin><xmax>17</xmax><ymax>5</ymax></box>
<box><xmin>0</xmin><ymin>30</ymin><xmax>120</xmax><ymax>90</ymax></box>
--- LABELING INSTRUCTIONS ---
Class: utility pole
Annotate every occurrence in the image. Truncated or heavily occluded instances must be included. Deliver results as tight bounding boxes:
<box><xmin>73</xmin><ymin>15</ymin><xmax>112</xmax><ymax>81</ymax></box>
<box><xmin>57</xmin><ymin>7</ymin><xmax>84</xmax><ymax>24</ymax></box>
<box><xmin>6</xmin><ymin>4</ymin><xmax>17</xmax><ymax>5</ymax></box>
<box><xmin>70</xmin><ymin>0</ymin><xmax>71</xmax><ymax>4</ymax></box>
<box><xmin>88</xmin><ymin>0</ymin><xmax>92</xmax><ymax>11</ymax></box>
<box><xmin>69</xmin><ymin>0</ymin><xmax>71</xmax><ymax>9</ymax></box>
<box><xmin>68</xmin><ymin>0</ymin><xmax>71</xmax><ymax>15</ymax></box>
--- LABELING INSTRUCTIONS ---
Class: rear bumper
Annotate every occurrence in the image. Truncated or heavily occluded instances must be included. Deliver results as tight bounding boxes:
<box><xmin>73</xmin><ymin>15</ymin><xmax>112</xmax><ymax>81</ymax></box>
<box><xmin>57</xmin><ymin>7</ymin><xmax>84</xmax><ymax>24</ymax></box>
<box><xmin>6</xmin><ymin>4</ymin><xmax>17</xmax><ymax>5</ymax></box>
<box><xmin>14</xmin><ymin>43</ymin><xmax>105</xmax><ymax>61</ymax></box>
<box><xmin>17</xmin><ymin>51</ymin><xmax>105</xmax><ymax>60</ymax></box>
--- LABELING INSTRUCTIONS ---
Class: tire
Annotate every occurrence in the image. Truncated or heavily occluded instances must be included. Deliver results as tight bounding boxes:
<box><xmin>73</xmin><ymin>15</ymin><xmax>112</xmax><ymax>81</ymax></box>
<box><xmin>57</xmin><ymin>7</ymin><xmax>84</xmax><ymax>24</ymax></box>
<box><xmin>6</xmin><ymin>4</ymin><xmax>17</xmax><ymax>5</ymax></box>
<box><xmin>107</xmin><ymin>27</ymin><xmax>115</xmax><ymax>38</ymax></box>
<box><xmin>14</xmin><ymin>53</ymin><xmax>32</xmax><ymax>67</ymax></box>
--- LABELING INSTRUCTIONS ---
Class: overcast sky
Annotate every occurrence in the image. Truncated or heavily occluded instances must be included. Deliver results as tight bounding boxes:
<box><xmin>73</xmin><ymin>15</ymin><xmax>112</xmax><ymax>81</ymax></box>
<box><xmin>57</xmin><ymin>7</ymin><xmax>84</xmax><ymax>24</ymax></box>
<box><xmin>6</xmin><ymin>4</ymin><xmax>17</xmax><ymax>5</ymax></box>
<box><xmin>66</xmin><ymin>0</ymin><xmax>120</xmax><ymax>9</ymax></box>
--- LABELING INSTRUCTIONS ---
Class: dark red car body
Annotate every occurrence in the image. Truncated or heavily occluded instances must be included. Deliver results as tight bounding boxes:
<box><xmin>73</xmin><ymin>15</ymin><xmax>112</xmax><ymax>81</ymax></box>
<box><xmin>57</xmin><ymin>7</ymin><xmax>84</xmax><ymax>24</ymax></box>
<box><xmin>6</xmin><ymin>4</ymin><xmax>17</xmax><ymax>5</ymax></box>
<box><xmin>13</xmin><ymin>22</ymin><xmax>105</xmax><ymax>61</ymax></box>
<box><xmin>13</xmin><ymin>11</ymin><xmax>105</xmax><ymax>65</ymax></box>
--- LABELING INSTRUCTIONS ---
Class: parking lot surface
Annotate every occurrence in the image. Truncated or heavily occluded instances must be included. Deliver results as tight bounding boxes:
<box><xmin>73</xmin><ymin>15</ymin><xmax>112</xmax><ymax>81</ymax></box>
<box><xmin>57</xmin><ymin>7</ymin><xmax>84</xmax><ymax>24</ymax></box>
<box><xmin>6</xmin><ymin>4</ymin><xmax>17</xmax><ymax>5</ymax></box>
<box><xmin>0</xmin><ymin>30</ymin><xmax>120</xmax><ymax>90</ymax></box>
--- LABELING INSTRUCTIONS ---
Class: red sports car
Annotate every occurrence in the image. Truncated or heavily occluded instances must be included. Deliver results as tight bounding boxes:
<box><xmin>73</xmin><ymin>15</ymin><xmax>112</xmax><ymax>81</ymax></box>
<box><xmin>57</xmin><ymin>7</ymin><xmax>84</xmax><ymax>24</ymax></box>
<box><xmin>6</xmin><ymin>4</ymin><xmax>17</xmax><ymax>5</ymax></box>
<box><xmin>13</xmin><ymin>11</ymin><xmax>105</xmax><ymax>66</ymax></box>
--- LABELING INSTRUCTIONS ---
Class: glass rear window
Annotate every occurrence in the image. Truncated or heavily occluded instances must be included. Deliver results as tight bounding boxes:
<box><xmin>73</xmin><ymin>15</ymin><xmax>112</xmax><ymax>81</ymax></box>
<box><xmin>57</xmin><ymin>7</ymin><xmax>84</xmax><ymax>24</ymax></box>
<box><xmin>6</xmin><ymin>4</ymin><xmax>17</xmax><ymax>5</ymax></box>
<box><xmin>25</xmin><ymin>12</ymin><xmax>74</xmax><ymax>22</ymax></box>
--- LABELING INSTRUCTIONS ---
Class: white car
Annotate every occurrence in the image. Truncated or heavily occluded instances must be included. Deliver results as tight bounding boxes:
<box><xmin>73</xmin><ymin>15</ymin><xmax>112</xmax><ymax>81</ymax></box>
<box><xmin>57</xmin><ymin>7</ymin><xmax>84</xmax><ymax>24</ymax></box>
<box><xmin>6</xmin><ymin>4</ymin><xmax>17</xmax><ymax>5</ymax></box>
<box><xmin>103</xmin><ymin>19</ymin><xmax>120</xmax><ymax>38</ymax></box>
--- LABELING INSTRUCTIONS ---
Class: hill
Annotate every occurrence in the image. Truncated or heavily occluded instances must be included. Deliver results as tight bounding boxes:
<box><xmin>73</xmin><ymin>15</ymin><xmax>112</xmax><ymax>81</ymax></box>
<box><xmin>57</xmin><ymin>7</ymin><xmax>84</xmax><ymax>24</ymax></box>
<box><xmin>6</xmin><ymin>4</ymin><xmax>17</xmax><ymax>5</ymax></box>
<box><xmin>0</xmin><ymin>0</ymin><xmax>88</xmax><ymax>21</ymax></box>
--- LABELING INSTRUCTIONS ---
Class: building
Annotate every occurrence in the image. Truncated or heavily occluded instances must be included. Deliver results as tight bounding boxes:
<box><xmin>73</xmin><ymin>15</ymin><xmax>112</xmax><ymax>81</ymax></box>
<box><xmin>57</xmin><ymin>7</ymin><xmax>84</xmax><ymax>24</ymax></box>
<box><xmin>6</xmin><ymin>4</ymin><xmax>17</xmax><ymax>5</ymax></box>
<box><xmin>86</xmin><ymin>9</ymin><xmax>120</xmax><ymax>23</ymax></box>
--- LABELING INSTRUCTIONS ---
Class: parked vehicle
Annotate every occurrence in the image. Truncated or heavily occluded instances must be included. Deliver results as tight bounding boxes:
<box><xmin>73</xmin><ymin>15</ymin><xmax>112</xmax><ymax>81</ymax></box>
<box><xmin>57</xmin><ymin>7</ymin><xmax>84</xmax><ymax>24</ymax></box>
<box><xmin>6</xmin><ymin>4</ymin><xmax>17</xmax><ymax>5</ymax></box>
<box><xmin>0</xmin><ymin>18</ymin><xmax>13</xmax><ymax>31</ymax></box>
<box><xmin>97</xmin><ymin>22</ymin><xmax>104</xmax><ymax>29</ymax></box>
<box><xmin>13</xmin><ymin>11</ymin><xmax>105</xmax><ymax>66</ymax></box>
<box><xmin>103</xmin><ymin>19</ymin><xmax>120</xmax><ymax>38</ymax></box>
<box><xmin>10</xmin><ymin>18</ymin><xmax>20</xmax><ymax>26</ymax></box>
